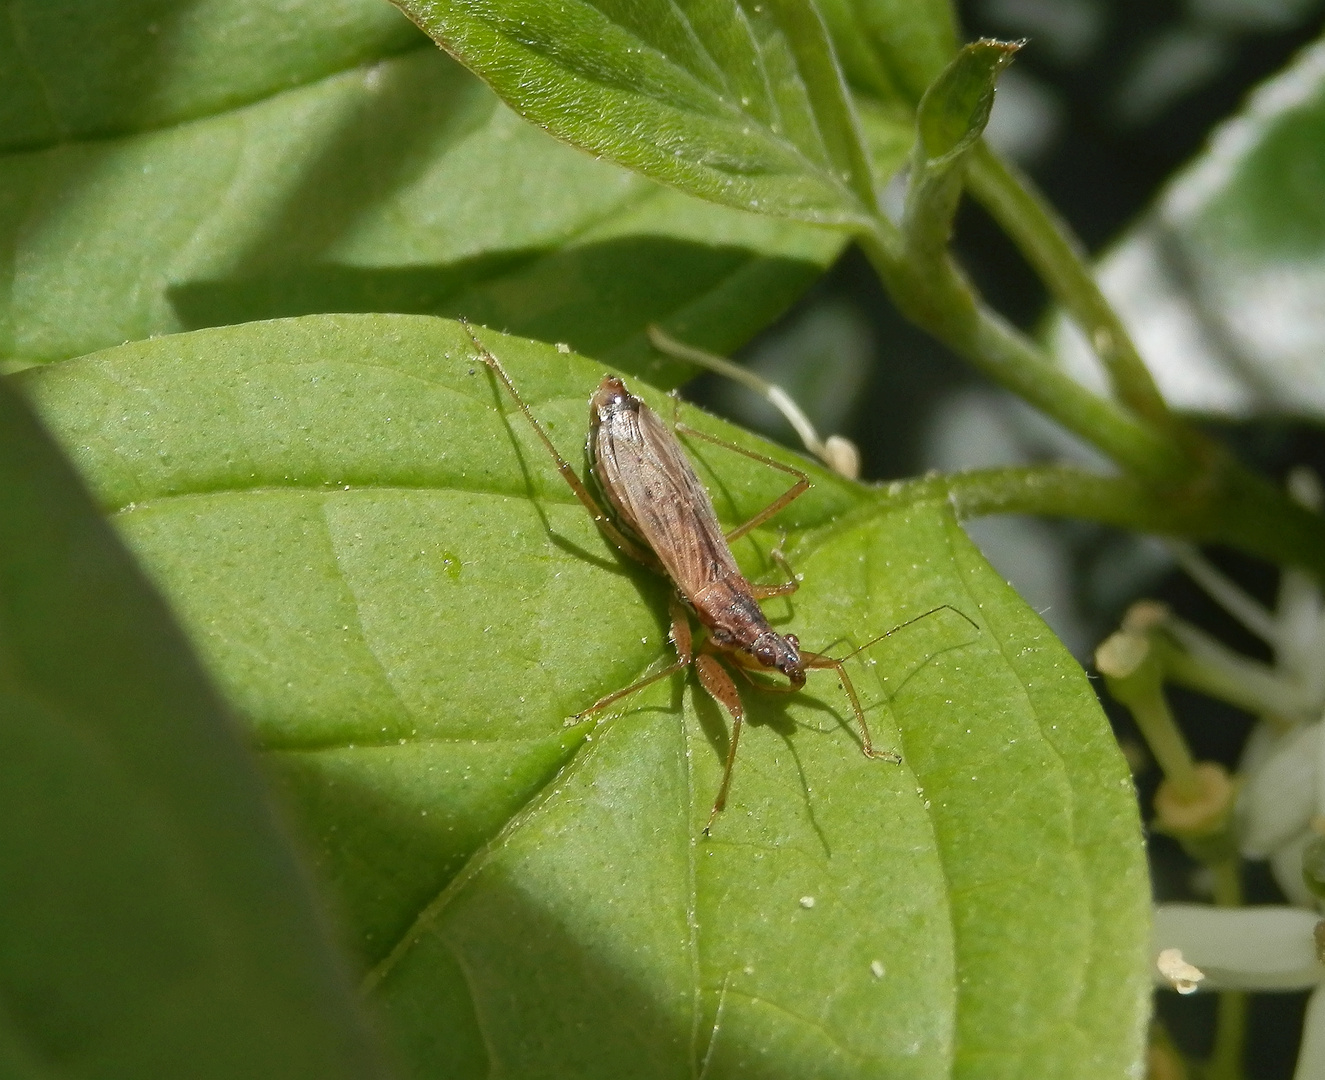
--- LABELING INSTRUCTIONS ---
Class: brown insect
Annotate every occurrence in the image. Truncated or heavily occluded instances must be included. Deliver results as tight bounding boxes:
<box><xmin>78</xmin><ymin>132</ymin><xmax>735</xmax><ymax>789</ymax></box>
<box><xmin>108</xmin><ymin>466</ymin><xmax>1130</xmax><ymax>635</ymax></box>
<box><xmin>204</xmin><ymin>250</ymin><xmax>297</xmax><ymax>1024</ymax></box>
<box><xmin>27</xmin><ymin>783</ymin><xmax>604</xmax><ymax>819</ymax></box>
<box><xmin>464</xmin><ymin>321</ymin><xmax>903</xmax><ymax>831</ymax></box>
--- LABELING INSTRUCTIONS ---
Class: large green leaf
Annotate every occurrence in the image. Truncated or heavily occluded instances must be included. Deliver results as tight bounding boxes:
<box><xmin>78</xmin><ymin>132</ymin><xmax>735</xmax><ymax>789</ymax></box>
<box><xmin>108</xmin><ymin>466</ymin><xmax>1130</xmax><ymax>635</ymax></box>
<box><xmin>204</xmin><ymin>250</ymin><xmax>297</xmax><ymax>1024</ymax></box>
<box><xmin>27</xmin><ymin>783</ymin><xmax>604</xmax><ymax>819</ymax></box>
<box><xmin>22</xmin><ymin>314</ymin><xmax>1149</xmax><ymax>1078</ymax></box>
<box><xmin>1050</xmin><ymin>32</ymin><xmax>1325</xmax><ymax>419</ymax></box>
<box><xmin>0</xmin><ymin>374</ymin><xmax>388</xmax><ymax>1077</ymax></box>
<box><xmin>0</xmin><ymin>16</ymin><xmax>844</xmax><ymax>380</ymax></box>
<box><xmin>0</xmin><ymin>0</ymin><xmax>422</xmax><ymax>151</ymax></box>
<box><xmin>392</xmin><ymin>0</ymin><xmax>879</xmax><ymax>226</ymax></box>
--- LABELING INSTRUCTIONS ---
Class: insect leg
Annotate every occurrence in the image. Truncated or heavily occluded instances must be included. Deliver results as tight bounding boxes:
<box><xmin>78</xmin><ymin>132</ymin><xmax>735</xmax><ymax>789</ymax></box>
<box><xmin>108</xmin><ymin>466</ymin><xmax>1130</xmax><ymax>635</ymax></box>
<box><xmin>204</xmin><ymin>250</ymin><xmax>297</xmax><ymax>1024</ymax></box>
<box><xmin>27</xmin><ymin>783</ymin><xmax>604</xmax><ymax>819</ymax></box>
<box><xmin>461</xmin><ymin>319</ymin><xmax>654</xmax><ymax>566</ymax></box>
<box><xmin>748</xmin><ymin>545</ymin><xmax>799</xmax><ymax>599</ymax></box>
<box><xmin>800</xmin><ymin>651</ymin><xmax>902</xmax><ymax>764</ymax></box>
<box><xmin>568</xmin><ymin>595</ymin><xmax>693</xmax><ymax>723</ymax></box>
<box><xmin>694</xmin><ymin>654</ymin><xmax>747</xmax><ymax>834</ymax></box>
<box><xmin>671</xmin><ymin>422</ymin><xmax>811</xmax><ymax>544</ymax></box>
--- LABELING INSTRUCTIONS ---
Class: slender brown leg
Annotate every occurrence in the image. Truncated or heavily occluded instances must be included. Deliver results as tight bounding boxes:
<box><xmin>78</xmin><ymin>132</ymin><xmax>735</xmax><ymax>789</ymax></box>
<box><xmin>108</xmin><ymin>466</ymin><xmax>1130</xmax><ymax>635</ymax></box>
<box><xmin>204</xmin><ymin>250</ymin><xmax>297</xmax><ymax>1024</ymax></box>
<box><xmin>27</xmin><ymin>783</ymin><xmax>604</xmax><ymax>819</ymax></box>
<box><xmin>801</xmin><ymin>651</ymin><xmax>902</xmax><ymax>763</ymax></box>
<box><xmin>694</xmin><ymin>654</ymin><xmax>747</xmax><ymax>833</ymax></box>
<box><xmin>672</xmin><ymin>422</ymin><xmax>811</xmax><ymax>543</ymax></box>
<box><xmin>462</xmin><ymin>319</ymin><xmax>656</xmax><ymax>568</ymax></box>
<box><xmin>568</xmin><ymin>595</ymin><xmax>693</xmax><ymax>722</ymax></box>
<box><xmin>748</xmin><ymin>545</ymin><xmax>799</xmax><ymax>599</ymax></box>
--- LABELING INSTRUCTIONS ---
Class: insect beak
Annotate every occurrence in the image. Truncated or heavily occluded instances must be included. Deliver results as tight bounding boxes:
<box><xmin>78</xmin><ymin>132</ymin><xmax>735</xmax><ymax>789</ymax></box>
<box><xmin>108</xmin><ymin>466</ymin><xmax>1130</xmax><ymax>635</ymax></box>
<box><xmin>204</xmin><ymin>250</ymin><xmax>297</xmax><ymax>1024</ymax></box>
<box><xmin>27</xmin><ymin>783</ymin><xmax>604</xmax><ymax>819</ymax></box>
<box><xmin>778</xmin><ymin>635</ymin><xmax>805</xmax><ymax>687</ymax></box>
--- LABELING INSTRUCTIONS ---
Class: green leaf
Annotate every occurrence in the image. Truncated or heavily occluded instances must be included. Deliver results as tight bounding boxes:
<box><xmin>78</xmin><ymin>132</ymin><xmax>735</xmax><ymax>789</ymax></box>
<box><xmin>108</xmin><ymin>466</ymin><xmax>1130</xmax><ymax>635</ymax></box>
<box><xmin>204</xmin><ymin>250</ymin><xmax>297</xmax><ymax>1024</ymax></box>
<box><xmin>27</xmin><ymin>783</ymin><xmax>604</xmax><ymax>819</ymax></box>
<box><xmin>1050</xmin><ymin>33</ymin><xmax>1325</xmax><ymax>419</ymax></box>
<box><xmin>0</xmin><ymin>0</ymin><xmax>423</xmax><ymax>152</ymax></box>
<box><xmin>905</xmin><ymin>39</ymin><xmax>1022</xmax><ymax>261</ymax></box>
<box><xmin>915</xmin><ymin>39</ymin><xmax>1022</xmax><ymax>167</ymax></box>
<box><xmin>22</xmin><ymin>314</ymin><xmax>1149</xmax><ymax>1078</ymax></box>
<box><xmin>817</xmin><ymin>0</ymin><xmax>959</xmax><ymax>107</ymax></box>
<box><xmin>1</xmin><ymin>28</ymin><xmax>841</xmax><ymax>381</ymax></box>
<box><xmin>391</xmin><ymin>0</ymin><xmax>879</xmax><ymax>226</ymax></box>
<box><xmin>0</xmin><ymin>377</ymin><xmax>388</xmax><ymax>1077</ymax></box>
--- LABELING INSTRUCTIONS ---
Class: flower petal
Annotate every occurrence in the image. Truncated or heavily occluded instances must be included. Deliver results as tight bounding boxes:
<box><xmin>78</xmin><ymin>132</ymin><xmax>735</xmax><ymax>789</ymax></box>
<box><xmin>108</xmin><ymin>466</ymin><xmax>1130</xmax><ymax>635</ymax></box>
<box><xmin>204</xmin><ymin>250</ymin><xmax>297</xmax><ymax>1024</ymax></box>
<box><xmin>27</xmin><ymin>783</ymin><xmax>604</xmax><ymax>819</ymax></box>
<box><xmin>1239</xmin><ymin>722</ymin><xmax>1318</xmax><ymax>858</ymax></box>
<box><xmin>1153</xmin><ymin>904</ymin><xmax>1324</xmax><ymax>990</ymax></box>
<box><xmin>1272</xmin><ymin>831</ymin><xmax>1323</xmax><ymax>908</ymax></box>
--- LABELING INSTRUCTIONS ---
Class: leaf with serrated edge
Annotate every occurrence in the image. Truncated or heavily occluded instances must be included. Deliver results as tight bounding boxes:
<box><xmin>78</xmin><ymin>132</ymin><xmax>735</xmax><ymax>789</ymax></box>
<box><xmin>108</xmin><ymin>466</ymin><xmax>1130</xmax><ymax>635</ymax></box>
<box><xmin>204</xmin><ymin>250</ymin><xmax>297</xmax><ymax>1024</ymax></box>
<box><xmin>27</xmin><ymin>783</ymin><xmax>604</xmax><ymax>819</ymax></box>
<box><xmin>392</xmin><ymin>0</ymin><xmax>878</xmax><ymax>226</ymax></box>
<box><xmin>23</xmin><ymin>313</ymin><xmax>1149</xmax><ymax>1079</ymax></box>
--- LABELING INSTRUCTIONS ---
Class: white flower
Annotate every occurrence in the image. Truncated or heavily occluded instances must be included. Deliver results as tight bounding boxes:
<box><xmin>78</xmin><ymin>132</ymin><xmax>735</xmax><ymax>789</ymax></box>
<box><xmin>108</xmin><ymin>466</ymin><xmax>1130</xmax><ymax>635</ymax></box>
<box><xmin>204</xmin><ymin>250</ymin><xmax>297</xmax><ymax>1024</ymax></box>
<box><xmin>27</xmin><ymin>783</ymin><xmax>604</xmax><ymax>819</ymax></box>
<box><xmin>1154</xmin><ymin>905</ymin><xmax>1324</xmax><ymax>991</ymax></box>
<box><xmin>1151</xmin><ymin>472</ymin><xmax>1325</xmax><ymax>1078</ymax></box>
<box><xmin>1153</xmin><ymin>905</ymin><xmax>1325</xmax><ymax>1079</ymax></box>
<box><xmin>1169</xmin><ymin>472</ymin><xmax>1325</xmax><ymax>903</ymax></box>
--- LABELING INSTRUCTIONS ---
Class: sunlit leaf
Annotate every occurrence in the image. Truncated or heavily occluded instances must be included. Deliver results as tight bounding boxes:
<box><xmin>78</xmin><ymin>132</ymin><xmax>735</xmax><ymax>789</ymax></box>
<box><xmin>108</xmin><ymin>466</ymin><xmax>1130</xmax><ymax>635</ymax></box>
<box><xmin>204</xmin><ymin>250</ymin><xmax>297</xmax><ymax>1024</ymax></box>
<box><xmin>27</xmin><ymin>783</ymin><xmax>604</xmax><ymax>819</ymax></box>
<box><xmin>0</xmin><ymin>23</ymin><xmax>840</xmax><ymax>380</ymax></box>
<box><xmin>23</xmin><ymin>314</ymin><xmax>1150</xmax><ymax>1079</ymax></box>
<box><xmin>392</xmin><ymin>0</ymin><xmax>879</xmax><ymax>226</ymax></box>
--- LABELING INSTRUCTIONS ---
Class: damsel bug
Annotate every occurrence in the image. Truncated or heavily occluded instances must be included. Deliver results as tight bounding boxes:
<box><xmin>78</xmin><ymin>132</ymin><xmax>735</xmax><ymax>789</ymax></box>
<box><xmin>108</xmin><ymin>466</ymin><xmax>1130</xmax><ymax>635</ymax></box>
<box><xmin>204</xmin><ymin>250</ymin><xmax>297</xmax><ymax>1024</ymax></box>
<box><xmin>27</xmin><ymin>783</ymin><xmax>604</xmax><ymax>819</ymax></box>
<box><xmin>464</xmin><ymin>321</ymin><xmax>937</xmax><ymax>831</ymax></box>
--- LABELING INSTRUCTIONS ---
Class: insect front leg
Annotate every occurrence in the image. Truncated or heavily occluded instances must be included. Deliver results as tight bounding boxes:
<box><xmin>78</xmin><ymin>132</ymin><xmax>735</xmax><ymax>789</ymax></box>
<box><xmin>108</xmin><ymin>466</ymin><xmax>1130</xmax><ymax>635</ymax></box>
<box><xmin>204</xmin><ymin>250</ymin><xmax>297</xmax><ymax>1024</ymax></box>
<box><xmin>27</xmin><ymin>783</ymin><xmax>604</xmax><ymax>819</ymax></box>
<box><xmin>800</xmin><ymin>650</ymin><xmax>902</xmax><ymax>764</ymax></box>
<box><xmin>566</xmin><ymin>594</ymin><xmax>693</xmax><ymax>724</ymax></box>
<box><xmin>748</xmin><ymin>543</ymin><xmax>799</xmax><ymax>600</ymax></box>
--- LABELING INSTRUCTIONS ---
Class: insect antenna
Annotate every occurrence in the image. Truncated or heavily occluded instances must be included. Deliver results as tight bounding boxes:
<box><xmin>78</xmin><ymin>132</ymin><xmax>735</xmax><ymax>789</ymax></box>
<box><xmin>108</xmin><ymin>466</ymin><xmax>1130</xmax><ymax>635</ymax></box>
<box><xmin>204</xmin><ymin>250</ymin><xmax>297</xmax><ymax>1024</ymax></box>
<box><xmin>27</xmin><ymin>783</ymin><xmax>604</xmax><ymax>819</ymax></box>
<box><xmin>835</xmin><ymin>604</ymin><xmax>980</xmax><ymax>662</ymax></box>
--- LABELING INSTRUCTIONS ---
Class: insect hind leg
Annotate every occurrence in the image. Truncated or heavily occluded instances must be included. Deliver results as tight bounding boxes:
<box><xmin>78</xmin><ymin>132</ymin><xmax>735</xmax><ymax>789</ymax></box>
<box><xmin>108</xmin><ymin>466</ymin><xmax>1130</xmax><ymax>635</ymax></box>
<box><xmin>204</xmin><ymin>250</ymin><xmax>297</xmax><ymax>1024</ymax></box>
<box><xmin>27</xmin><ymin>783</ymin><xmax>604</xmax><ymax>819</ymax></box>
<box><xmin>566</xmin><ymin>594</ymin><xmax>693</xmax><ymax>724</ymax></box>
<box><xmin>671</xmin><ymin>422</ymin><xmax>811</xmax><ymax>545</ymax></box>
<box><xmin>694</xmin><ymin>654</ymin><xmax>747</xmax><ymax>834</ymax></box>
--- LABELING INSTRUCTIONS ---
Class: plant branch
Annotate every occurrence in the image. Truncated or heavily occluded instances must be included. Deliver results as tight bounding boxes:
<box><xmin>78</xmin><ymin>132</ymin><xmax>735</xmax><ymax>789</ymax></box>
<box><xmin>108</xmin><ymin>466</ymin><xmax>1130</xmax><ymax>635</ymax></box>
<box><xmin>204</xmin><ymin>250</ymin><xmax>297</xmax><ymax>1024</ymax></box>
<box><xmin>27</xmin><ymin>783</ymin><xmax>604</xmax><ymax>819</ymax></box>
<box><xmin>878</xmin><ymin>465</ymin><xmax>1325</xmax><ymax>579</ymax></box>
<box><xmin>965</xmin><ymin>143</ymin><xmax>1173</xmax><ymax>428</ymax></box>
<box><xmin>857</xmin><ymin>227</ymin><xmax>1188</xmax><ymax>481</ymax></box>
<box><xmin>855</xmin><ymin>214</ymin><xmax>1325</xmax><ymax>581</ymax></box>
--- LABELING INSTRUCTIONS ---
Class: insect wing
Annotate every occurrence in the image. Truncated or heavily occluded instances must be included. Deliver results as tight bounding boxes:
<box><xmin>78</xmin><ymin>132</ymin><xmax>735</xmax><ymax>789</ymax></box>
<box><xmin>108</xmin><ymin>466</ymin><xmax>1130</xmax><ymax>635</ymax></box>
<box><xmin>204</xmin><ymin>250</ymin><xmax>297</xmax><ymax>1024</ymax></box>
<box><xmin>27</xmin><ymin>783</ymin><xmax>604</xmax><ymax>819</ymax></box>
<box><xmin>592</xmin><ymin>394</ymin><xmax>741</xmax><ymax>599</ymax></box>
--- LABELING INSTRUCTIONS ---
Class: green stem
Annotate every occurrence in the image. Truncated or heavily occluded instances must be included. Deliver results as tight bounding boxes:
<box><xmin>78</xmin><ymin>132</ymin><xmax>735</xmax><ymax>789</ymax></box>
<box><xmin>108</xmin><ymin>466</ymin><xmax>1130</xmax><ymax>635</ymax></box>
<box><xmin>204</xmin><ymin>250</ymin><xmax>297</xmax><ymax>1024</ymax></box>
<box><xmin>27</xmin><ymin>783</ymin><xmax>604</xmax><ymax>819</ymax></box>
<box><xmin>870</xmin><ymin>466</ymin><xmax>1325</xmax><ymax>580</ymax></box>
<box><xmin>1159</xmin><ymin>636</ymin><xmax>1311</xmax><ymax>722</ymax></box>
<box><xmin>968</xmin><ymin>309</ymin><xmax>1186</xmax><ymax>481</ymax></box>
<box><xmin>856</xmin><ymin>228</ymin><xmax>1188</xmax><ymax>482</ymax></box>
<box><xmin>855</xmin><ymin>216</ymin><xmax>1325</xmax><ymax>581</ymax></box>
<box><xmin>1130</xmin><ymin>686</ymin><xmax>1203</xmax><ymax>801</ymax></box>
<box><xmin>964</xmin><ymin>143</ymin><xmax>1172</xmax><ymax>428</ymax></box>
<box><xmin>1206</xmin><ymin>861</ymin><xmax>1246</xmax><ymax>1080</ymax></box>
<box><xmin>904</xmin><ymin>466</ymin><xmax>1181</xmax><ymax>529</ymax></box>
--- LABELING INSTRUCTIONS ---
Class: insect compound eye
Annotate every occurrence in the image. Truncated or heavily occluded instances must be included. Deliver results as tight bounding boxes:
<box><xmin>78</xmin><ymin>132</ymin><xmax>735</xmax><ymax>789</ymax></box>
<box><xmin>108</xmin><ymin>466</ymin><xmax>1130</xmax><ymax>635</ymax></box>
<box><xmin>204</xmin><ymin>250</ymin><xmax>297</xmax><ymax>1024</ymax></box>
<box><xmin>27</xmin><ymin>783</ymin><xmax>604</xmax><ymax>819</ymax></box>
<box><xmin>753</xmin><ymin>641</ymin><xmax>777</xmax><ymax>668</ymax></box>
<box><xmin>784</xmin><ymin>634</ymin><xmax>799</xmax><ymax>650</ymax></box>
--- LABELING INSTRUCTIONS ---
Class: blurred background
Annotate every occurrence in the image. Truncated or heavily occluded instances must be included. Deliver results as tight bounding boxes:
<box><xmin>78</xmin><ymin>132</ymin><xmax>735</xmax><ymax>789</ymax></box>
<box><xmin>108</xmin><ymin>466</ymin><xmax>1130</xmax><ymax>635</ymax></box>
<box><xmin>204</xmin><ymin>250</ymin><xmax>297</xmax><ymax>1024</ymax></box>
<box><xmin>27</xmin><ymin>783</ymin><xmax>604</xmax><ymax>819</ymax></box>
<box><xmin>686</xmin><ymin>2</ymin><xmax>1325</xmax><ymax>1075</ymax></box>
